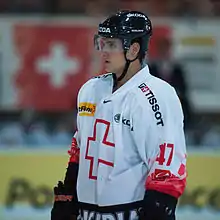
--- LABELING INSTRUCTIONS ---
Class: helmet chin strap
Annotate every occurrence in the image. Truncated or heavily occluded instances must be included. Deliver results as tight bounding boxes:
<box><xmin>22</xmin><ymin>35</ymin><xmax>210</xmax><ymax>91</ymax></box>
<box><xmin>117</xmin><ymin>59</ymin><xmax>131</xmax><ymax>81</ymax></box>
<box><xmin>113</xmin><ymin>52</ymin><xmax>139</xmax><ymax>88</ymax></box>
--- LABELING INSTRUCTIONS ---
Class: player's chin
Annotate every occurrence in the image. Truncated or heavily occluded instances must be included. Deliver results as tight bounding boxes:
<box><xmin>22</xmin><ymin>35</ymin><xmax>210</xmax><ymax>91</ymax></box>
<box><xmin>104</xmin><ymin>62</ymin><xmax>112</xmax><ymax>72</ymax></box>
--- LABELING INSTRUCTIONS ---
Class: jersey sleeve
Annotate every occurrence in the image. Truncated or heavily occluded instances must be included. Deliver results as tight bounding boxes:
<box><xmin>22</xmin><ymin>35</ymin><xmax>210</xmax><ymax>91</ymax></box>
<box><xmin>131</xmin><ymin>89</ymin><xmax>187</xmax><ymax>198</ymax></box>
<box><xmin>68</xmin><ymin>130</ymin><xmax>80</xmax><ymax>163</ymax></box>
<box><xmin>67</xmin><ymin>82</ymin><xmax>83</xmax><ymax>164</ymax></box>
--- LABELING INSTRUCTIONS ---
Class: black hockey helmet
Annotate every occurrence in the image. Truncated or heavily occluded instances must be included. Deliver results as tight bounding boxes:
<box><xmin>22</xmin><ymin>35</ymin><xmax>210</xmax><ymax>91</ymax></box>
<box><xmin>94</xmin><ymin>10</ymin><xmax>152</xmax><ymax>81</ymax></box>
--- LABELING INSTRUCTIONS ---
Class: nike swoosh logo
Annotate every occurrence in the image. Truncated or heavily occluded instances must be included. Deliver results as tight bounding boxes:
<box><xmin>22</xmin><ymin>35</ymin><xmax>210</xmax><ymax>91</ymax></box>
<box><xmin>156</xmin><ymin>173</ymin><xmax>170</xmax><ymax>178</ymax></box>
<box><xmin>155</xmin><ymin>171</ymin><xmax>170</xmax><ymax>180</ymax></box>
<box><xmin>103</xmin><ymin>100</ymin><xmax>112</xmax><ymax>104</ymax></box>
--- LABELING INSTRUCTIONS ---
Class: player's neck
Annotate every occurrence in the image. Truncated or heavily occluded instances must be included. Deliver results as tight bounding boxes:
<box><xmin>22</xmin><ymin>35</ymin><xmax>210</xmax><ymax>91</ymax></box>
<box><xmin>115</xmin><ymin>61</ymin><xmax>142</xmax><ymax>90</ymax></box>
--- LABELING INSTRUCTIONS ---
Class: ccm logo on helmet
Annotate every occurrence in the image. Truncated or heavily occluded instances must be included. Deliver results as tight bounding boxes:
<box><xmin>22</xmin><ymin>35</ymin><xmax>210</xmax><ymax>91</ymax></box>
<box><xmin>99</xmin><ymin>27</ymin><xmax>111</xmax><ymax>33</ymax></box>
<box><xmin>138</xmin><ymin>83</ymin><xmax>164</xmax><ymax>127</ymax></box>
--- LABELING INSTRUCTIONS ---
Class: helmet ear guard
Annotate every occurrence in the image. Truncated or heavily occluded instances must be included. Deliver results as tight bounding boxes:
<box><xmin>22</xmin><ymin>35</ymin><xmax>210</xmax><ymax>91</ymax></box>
<box><xmin>122</xmin><ymin>35</ymin><xmax>151</xmax><ymax>54</ymax></box>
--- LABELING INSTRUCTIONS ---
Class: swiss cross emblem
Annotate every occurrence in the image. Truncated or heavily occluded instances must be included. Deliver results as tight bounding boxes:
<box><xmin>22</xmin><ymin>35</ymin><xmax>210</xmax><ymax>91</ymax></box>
<box><xmin>36</xmin><ymin>43</ymin><xmax>81</xmax><ymax>88</ymax></box>
<box><xmin>85</xmin><ymin>119</ymin><xmax>115</xmax><ymax>180</ymax></box>
<box><xmin>13</xmin><ymin>24</ymin><xmax>91</xmax><ymax>110</ymax></box>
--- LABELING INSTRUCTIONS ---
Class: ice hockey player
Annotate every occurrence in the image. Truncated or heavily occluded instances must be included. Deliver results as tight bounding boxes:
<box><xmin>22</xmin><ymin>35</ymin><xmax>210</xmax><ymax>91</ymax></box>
<box><xmin>51</xmin><ymin>10</ymin><xmax>187</xmax><ymax>220</ymax></box>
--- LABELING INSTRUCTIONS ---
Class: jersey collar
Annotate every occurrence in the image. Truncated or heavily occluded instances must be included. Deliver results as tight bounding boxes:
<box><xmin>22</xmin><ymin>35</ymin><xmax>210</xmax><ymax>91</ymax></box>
<box><xmin>112</xmin><ymin>64</ymin><xmax>151</xmax><ymax>95</ymax></box>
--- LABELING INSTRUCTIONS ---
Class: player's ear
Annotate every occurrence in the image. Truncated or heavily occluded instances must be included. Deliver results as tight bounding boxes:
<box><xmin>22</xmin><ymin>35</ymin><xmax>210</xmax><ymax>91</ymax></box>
<box><xmin>126</xmin><ymin>42</ymin><xmax>140</xmax><ymax>61</ymax></box>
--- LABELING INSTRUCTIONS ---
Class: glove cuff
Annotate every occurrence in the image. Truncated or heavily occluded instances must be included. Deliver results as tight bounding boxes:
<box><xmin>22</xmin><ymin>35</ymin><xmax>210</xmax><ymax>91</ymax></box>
<box><xmin>142</xmin><ymin>190</ymin><xmax>177</xmax><ymax>219</ymax></box>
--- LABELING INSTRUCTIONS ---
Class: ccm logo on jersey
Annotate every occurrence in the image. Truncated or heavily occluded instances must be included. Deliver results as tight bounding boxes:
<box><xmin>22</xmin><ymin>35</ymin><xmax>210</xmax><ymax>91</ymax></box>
<box><xmin>78</xmin><ymin>102</ymin><xmax>96</xmax><ymax>116</ymax></box>
<box><xmin>138</xmin><ymin>83</ymin><xmax>164</xmax><ymax>126</ymax></box>
<box><xmin>114</xmin><ymin>114</ymin><xmax>131</xmax><ymax>127</ymax></box>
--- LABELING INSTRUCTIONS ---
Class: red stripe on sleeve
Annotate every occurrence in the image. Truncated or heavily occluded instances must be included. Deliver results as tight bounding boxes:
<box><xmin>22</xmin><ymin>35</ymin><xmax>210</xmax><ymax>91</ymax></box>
<box><xmin>145</xmin><ymin>168</ymin><xmax>186</xmax><ymax>198</ymax></box>
<box><xmin>68</xmin><ymin>137</ymin><xmax>80</xmax><ymax>163</ymax></box>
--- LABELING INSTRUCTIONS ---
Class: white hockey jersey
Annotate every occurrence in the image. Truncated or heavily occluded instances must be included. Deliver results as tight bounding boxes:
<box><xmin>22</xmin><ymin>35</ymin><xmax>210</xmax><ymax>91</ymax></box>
<box><xmin>74</xmin><ymin>65</ymin><xmax>187</xmax><ymax>208</ymax></box>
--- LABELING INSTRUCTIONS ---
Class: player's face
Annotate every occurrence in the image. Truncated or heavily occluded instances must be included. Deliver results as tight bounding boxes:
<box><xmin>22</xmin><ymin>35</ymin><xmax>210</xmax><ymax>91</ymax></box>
<box><xmin>101</xmin><ymin>50</ymin><xmax>126</xmax><ymax>73</ymax></box>
<box><xmin>94</xmin><ymin>36</ymin><xmax>126</xmax><ymax>73</ymax></box>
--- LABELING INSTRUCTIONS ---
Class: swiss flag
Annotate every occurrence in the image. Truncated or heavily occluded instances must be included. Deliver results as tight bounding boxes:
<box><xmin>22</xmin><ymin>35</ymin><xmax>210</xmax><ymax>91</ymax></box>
<box><xmin>14</xmin><ymin>24</ymin><xmax>93</xmax><ymax>110</ymax></box>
